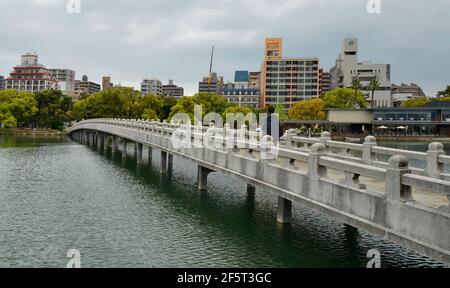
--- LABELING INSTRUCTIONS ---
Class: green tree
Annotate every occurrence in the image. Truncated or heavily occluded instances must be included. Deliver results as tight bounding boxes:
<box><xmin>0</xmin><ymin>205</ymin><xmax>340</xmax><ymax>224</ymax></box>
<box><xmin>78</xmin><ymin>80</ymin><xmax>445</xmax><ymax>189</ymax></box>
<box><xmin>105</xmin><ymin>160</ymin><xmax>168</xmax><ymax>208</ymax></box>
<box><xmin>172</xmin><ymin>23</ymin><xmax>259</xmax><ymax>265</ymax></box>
<box><xmin>437</xmin><ymin>85</ymin><xmax>450</xmax><ymax>98</ymax></box>
<box><xmin>401</xmin><ymin>97</ymin><xmax>430</xmax><ymax>108</ymax></box>
<box><xmin>322</xmin><ymin>88</ymin><xmax>368</xmax><ymax>109</ymax></box>
<box><xmin>168</xmin><ymin>93</ymin><xmax>228</xmax><ymax>122</ymax></box>
<box><xmin>169</xmin><ymin>96</ymin><xmax>198</xmax><ymax>122</ymax></box>
<box><xmin>0</xmin><ymin>90</ymin><xmax>38</xmax><ymax>127</ymax></box>
<box><xmin>222</xmin><ymin>106</ymin><xmax>253</xmax><ymax>116</ymax></box>
<box><xmin>33</xmin><ymin>89</ymin><xmax>73</xmax><ymax>129</ymax></box>
<box><xmin>142</xmin><ymin>108</ymin><xmax>158</xmax><ymax>120</ymax></box>
<box><xmin>288</xmin><ymin>98</ymin><xmax>326</xmax><ymax>121</ymax></box>
<box><xmin>275</xmin><ymin>103</ymin><xmax>289</xmax><ymax>121</ymax></box>
<box><xmin>368</xmin><ymin>78</ymin><xmax>380</xmax><ymax>108</ymax></box>
<box><xmin>158</xmin><ymin>96</ymin><xmax>177</xmax><ymax>120</ymax></box>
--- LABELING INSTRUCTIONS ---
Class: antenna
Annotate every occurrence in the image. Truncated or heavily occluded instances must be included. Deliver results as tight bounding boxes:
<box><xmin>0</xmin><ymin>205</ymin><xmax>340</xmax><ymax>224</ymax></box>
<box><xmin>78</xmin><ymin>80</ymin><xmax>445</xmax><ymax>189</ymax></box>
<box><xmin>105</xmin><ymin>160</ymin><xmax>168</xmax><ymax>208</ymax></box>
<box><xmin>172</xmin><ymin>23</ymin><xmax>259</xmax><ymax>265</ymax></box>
<box><xmin>208</xmin><ymin>45</ymin><xmax>214</xmax><ymax>93</ymax></box>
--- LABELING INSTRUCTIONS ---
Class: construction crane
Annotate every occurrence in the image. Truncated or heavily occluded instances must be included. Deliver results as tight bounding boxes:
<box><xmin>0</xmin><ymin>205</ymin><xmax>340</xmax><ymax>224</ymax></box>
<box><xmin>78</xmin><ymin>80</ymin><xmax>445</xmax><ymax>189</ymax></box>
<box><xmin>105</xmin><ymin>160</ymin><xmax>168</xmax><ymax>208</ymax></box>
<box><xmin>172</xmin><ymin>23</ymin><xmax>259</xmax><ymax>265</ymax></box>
<box><xmin>207</xmin><ymin>45</ymin><xmax>214</xmax><ymax>93</ymax></box>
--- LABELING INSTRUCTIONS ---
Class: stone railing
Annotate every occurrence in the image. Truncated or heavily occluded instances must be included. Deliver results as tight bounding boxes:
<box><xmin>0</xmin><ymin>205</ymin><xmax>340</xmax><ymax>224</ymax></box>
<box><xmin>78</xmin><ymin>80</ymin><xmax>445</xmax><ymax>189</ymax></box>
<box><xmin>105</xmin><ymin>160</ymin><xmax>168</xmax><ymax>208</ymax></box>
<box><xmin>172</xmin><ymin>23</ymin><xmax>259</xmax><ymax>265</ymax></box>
<box><xmin>284</xmin><ymin>129</ymin><xmax>450</xmax><ymax>181</ymax></box>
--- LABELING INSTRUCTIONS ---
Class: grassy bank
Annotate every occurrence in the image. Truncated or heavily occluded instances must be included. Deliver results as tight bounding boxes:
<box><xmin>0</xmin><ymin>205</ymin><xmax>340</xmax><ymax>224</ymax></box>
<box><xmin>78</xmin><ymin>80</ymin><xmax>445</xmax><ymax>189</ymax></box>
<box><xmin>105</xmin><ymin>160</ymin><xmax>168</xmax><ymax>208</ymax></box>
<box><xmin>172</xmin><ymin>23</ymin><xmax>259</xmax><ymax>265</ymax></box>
<box><xmin>0</xmin><ymin>128</ymin><xmax>65</xmax><ymax>136</ymax></box>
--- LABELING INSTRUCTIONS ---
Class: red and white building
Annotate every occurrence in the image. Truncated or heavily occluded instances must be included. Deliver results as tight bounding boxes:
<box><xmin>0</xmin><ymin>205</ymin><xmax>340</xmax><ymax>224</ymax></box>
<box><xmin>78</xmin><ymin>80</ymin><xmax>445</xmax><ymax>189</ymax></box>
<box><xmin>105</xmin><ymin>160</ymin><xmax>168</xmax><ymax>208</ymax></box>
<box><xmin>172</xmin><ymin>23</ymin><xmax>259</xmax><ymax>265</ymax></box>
<box><xmin>5</xmin><ymin>53</ymin><xmax>58</xmax><ymax>92</ymax></box>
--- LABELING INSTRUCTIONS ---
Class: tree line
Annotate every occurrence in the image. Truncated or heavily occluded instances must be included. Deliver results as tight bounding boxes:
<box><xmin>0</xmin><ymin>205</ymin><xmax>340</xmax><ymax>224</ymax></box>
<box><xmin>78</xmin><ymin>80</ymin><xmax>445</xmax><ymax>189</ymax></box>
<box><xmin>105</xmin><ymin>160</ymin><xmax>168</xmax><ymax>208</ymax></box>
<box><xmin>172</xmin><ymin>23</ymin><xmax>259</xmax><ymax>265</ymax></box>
<box><xmin>1</xmin><ymin>84</ymin><xmax>448</xmax><ymax>130</ymax></box>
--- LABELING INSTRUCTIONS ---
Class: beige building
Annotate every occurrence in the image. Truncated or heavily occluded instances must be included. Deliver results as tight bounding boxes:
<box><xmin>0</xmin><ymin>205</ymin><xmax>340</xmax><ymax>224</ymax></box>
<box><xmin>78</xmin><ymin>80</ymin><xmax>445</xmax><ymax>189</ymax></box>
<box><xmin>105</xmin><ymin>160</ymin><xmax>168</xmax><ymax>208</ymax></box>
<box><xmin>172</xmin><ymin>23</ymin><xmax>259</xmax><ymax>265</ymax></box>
<box><xmin>260</xmin><ymin>38</ymin><xmax>321</xmax><ymax>111</ymax></box>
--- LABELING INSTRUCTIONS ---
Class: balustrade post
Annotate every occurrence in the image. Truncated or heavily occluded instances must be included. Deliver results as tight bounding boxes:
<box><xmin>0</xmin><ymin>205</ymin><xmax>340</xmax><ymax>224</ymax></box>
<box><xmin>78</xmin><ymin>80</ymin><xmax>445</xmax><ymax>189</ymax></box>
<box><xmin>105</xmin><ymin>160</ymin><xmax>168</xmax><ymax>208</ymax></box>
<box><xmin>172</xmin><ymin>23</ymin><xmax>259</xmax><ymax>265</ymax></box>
<box><xmin>425</xmin><ymin>142</ymin><xmax>444</xmax><ymax>179</ymax></box>
<box><xmin>320</xmin><ymin>131</ymin><xmax>331</xmax><ymax>152</ymax></box>
<box><xmin>308</xmin><ymin>143</ymin><xmax>328</xmax><ymax>179</ymax></box>
<box><xmin>362</xmin><ymin>136</ymin><xmax>377</xmax><ymax>165</ymax></box>
<box><xmin>286</xmin><ymin>129</ymin><xmax>297</xmax><ymax>149</ymax></box>
<box><xmin>385</xmin><ymin>155</ymin><xmax>413</xmax><ymax>202</ymax></box>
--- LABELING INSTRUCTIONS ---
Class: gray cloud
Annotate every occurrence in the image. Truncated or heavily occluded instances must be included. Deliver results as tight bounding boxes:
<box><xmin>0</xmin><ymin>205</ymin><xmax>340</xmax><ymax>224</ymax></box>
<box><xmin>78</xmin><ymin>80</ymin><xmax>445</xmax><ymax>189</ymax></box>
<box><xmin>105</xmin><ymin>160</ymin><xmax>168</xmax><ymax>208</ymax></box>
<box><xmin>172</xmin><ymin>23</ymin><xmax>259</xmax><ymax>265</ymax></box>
<box><xmin>0</xmin><ymin>0</ymin><xmax>449</xmax><ymax>96</ymax></box>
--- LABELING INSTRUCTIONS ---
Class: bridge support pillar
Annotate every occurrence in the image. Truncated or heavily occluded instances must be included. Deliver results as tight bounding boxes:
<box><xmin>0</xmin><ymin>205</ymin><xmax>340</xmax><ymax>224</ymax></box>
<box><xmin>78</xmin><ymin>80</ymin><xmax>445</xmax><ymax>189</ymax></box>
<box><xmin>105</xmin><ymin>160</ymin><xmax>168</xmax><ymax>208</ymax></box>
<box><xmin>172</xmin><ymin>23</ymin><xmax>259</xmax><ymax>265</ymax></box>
<box><xmin>103</xmin><ymin>135</ymin><xmax>109</xmax><ymax>151</ymax></box>
<box><xmin>168</xmin><ymin>154</ymin><xmax>173</xmax><ymax>171</ymax></box>
<box><xmin>148</xmin><ymin>146</ymin><xmax>153</xmax><ymax>163</ymax></box>
<box><xmin>97</xmin><ymin>133</ymin><xmax>106</xmax><ymax>152</ymax></box>
<box><xmin>247</xmin><ymin>184</ymin><xmax>256</xmax><ymax>196</ymax></box>
<box><xmin>96</xmin><ymin>133</ymin><xmax>103</xmax><ymax>151</ymax></box>
<box><xmin>161</xmin><ymin>151</ymin><xmax>167</xmax><ymax>173</ymax></box>
<box><xmin>277</xmin><ymin>197</ymin><xmax>292</xmax><ymax>224</ymax></box>
<box><xmin>137</xmin><ymin>143</ymin><xmax>143</xmax><ymax>165</ymax></box>
<box><xmin>134</xmin><ymin>142</ymin><xmax>138</xmax><ymax>158</ymax></box>
<box><xmin>122</xmin><ymin>138</ymin><xmax>127</xmax><ymax>158</ymax></box>
<box><xmin>111</xmin><ymin>136</ymin><xmax>117</xmax><ymax>153</ymax></box>
<box><xmin>197</xmin><ymin>165</ymin><xmax>213</xmax><ymax>191</ymax></box>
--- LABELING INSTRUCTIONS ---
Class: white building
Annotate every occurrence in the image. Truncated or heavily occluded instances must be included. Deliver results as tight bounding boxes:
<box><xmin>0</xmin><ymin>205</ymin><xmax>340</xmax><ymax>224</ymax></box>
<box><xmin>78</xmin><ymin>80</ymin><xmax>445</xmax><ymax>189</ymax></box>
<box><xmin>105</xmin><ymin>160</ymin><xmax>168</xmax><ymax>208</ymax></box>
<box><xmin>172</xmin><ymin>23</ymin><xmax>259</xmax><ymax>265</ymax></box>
<box><xmin>330</xmin><ymin>38</ymin><xmax>392</xmax><ymax>107</ymax></box>
<box><xmin>50</xmin><ymin>69</ymin><xmax>76</xmax><ymax>98</ymax></box>
<box><xmin>5</xmin><ymin>53</ymin><xmax>58</xmax><ymax>92</ymax></box>
<box><xmin>141</xmin><ymin>79</ymin><xmax>162</xmax><ymax>95</ymax></box>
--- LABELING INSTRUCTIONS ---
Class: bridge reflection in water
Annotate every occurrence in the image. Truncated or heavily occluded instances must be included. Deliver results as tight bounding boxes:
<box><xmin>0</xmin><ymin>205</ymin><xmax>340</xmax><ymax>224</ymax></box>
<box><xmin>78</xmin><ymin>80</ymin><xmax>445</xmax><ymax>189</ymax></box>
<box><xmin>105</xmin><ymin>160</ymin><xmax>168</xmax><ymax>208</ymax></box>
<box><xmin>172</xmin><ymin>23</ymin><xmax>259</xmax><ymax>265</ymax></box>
<box><xmin>68</xmin><ymin>118</ymin><xmax>450</xmax><ymax>265</ymax></box>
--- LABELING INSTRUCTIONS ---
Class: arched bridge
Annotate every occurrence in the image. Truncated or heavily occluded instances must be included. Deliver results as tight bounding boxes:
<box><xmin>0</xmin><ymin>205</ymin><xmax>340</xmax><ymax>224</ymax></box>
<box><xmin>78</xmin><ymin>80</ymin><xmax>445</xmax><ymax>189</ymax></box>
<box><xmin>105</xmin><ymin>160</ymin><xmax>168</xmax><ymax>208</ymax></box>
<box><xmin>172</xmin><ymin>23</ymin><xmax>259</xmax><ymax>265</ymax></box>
<box><xmin>68</xmin><ymin>118</ymin><xmax>450</xmax><ymax>265</ymax></box>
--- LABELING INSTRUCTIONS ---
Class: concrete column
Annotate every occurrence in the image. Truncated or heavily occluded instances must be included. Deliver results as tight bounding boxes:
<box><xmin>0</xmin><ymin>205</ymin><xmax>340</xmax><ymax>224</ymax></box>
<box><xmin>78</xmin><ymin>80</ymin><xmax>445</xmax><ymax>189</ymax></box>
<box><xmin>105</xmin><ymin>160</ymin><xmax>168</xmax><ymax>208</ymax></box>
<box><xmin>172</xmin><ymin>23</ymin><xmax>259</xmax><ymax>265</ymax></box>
<box><xmin>134</xmin><ymin>143</ymin><xmax>138</xmax><ymax>158</ymax></box>
<box><xmin>197</xmin><ymin>165</ymin><xmax>213</xmax><ymax>191</ymax></box>
<box><xmin>103</xmin><ymin>135</ymin><xmax>108</xmax><ymax>151</ymax></box>
<box><xmin>362</xmin><ymin>136</ymin><xmax>377</xmax><ymax>165</ymax></box>
<box><xmin>137</xmin><ymin>143</ymin><xmax>143</xmax><ymax>165</ymax></box>
<box><xmin>168</xmin><ymin>154</ymin><xmax>173</xmax><ymax>171</ymax></box>
<box><xmin>148</xmin><ymin>146</ymin><xmax>153</xmax><ymax>163</ymax></box>
<box><xmin>247</xmin><ymin>184</ymin><xmax>256</xmax><ymax>196</ymax></box>
<box><xmin>425</xmin><ymin>142</ymin><xmax>444</xmax><ymax>179</ymax></box>
<box><xmin>277</xmin><ymin>196</ymin><xmax>292</xmax><ymax>224</ymax></box>
<box><xmin>385</xmin><ymin>155</ymin><xmax>413</xmax><ymax>202</ymax></box>
<box><xmin>96</xmin><ymin>133</ymin><xmax>102</xmax><ymax>151</ymax></box>
<box><xmin>160</xmin><ymin>151</ymin><xmax>167</xmax><ymax>173</ymax></box>
<box><xmin>122</xmin><ymin>138</ymin><xmax>127</xmax><ymax>158</ymax></box>
<box><xmin>111</xmin><ymin>136</ymin><xmax>117</xmax><ymax>153</ymax></box>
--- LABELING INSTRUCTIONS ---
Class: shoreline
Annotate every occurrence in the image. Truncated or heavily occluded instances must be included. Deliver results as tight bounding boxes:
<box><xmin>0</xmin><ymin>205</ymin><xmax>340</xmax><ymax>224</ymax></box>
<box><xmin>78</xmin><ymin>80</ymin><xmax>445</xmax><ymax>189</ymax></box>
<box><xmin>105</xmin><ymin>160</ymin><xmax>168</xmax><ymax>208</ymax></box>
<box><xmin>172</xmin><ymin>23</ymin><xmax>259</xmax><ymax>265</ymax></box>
<box><xmin>0</xmin><ymin>128</ymin><xmax>65</xmax><ymax>136</ymax></box>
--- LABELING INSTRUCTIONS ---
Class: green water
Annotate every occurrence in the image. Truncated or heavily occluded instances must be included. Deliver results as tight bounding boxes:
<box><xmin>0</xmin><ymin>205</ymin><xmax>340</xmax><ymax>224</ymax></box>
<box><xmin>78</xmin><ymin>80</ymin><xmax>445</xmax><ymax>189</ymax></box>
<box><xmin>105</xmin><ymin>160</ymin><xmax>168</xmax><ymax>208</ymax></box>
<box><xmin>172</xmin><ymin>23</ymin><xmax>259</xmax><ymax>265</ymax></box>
<box><xmin>0</xmin><ymin>136</ymin><xmax>446</xmax><ymax>267</ymax></box>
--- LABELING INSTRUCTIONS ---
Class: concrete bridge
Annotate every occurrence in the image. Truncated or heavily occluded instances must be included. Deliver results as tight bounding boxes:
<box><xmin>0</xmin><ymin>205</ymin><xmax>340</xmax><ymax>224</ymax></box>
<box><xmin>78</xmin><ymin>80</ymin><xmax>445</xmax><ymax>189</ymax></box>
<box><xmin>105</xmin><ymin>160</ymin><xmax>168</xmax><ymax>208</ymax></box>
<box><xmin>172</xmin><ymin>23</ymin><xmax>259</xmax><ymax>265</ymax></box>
<box><xmin>68</xmin><ymin>118</ymin><xmax>450</xmax><ymax>265</ymax></box>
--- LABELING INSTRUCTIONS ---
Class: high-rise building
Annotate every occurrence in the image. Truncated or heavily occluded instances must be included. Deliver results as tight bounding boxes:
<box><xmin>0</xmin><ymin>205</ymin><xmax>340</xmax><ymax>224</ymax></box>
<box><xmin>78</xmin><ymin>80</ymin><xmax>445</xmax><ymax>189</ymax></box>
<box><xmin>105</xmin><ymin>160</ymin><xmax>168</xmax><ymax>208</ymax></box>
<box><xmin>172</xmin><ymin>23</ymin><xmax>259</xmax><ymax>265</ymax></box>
<box><xmin>50</xmin><ymin>69</ymin><xmax>76</xmax><ymax>98</ymax></box>
<box><xmin>198</xmin><ymin>72</ymin><xmax>224</xmax><ymax>94</ymax></box>
<box><xmin>102</xmin><ymin>76</ymin><xmax>113</xmax><ymax>90</ymax></box>
<box><xmin>162</xmin><ymin>80</ymin><xmax>184</xmax><ymax>98</ymax></box>
<box><xmin>330</xmin><ymin>37</ymin><xmax>392</xmax><ymax>107</ymax></box>
<box><xmin>260</xmin><ymin>38</ymin><xmax>321</xmax><ymax>110</ymax></box>
<box><xmin>74</xmin><ymin>75</ymin><xmax>101</xmax><ymax>98</ymax></box>
<box><xmin>0</xmin><ymin>75</ymin><xmax>5</xmax><ymax>90</ymax></box>
<box><xmin>5</xmin><ymin>53</ymin><xmax>58</xmax><ymax>92</ymax></box>
<box><xmin>222</xmin><ymin>71</ymin><xmax>260</xmax><ymax>108</ymax></box>
<box><xmin>319</xmin><ymin>69</ymin><xmax>331</xmax><ymax>96</ymax></box>
<box><xmin>141</xmin><ymin>79</ymin><xmax>163</xmax><ymax>95</ymax></box>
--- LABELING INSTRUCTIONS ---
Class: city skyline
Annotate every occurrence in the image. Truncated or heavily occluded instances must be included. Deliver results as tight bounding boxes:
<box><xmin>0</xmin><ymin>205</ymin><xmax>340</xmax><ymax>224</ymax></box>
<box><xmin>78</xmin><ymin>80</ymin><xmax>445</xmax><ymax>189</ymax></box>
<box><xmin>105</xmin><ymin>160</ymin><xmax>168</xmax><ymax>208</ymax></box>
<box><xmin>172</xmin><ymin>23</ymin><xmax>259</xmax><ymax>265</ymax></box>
<box><xmin>0</xmin><ymin>0</ymin><xmax>449</xmax><ymax>96</ymax></box>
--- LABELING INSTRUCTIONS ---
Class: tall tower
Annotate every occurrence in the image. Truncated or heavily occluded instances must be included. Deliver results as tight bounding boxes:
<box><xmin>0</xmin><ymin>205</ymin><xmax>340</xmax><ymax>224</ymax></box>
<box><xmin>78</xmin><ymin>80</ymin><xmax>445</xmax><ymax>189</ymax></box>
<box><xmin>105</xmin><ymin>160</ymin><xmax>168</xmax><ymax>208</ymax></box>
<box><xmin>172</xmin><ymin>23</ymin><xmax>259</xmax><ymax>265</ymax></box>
<box><xmin>264</xmin><ymin>38</ymin><xmax>283</xmax><ymax>60</ymax></box>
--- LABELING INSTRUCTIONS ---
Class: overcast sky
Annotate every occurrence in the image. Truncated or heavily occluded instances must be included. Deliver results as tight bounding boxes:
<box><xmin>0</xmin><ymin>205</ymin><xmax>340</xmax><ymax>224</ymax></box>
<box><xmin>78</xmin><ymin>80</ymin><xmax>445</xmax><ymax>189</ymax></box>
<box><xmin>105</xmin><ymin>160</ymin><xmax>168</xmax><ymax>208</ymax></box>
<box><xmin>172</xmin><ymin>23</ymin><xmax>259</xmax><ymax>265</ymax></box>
<box><xmin>0</xmin><ymin>0</ymin><xmax>449</xmax><ymax>96</ymax></box>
